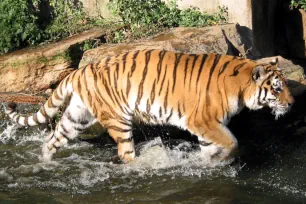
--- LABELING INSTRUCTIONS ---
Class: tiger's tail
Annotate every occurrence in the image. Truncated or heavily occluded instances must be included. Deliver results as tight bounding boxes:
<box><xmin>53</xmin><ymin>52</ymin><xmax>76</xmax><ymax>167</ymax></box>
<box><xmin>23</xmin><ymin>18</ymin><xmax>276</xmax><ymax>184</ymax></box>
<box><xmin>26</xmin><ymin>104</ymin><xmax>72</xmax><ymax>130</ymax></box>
<box><xmin>5</xmin><ymin>77</ymin><xmax>72</xmax><ymax>127</ymax></box>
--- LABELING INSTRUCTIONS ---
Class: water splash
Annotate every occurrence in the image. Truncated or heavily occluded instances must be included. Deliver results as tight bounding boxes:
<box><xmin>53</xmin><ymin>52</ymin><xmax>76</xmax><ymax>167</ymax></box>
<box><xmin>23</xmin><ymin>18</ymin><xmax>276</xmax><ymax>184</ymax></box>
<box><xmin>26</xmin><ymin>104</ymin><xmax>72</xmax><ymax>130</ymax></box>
<box><xmin>0</xmin><ymin>123</ymin><xmax>17</xmax><ymax>144</ymax></box>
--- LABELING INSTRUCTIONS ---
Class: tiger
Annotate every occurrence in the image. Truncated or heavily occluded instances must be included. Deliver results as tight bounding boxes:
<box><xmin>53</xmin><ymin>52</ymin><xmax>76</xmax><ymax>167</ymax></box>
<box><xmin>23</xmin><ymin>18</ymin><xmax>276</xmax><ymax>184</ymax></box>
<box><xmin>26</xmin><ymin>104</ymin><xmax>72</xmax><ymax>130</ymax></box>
<box><xmin>5</xmin><ymin>49</ymin><xmax>294</xmax><ymax>164</ymax></box>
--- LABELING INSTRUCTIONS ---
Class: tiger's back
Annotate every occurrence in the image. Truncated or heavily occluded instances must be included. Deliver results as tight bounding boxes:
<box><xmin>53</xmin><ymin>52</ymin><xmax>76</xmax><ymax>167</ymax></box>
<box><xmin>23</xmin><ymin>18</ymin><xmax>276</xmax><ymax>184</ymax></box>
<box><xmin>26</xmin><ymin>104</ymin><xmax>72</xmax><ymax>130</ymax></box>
<box><xmin>6</xmin><ymin>49</ymin><xmax>294</xmax><ymax>164</ymax></box>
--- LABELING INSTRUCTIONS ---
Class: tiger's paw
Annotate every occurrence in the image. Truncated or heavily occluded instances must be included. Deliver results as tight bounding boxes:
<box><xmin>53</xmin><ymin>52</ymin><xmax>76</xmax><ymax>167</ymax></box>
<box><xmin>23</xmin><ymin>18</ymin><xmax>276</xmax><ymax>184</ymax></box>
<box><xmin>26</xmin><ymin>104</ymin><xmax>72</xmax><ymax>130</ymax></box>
<box><xmin>40</xmin><ymin>143</ymin><xmax>56</xmax><ymax>162</ymax></box>
<box><xmin>119</xmin><ymin>151</ymin><xmax>136</xmax><ymax>164</ymax></box>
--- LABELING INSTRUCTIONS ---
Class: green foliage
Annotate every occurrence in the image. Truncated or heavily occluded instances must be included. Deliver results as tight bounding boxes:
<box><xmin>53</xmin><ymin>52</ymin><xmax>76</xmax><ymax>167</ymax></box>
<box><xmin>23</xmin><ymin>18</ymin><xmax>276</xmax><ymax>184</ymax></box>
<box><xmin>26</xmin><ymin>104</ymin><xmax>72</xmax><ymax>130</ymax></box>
<box><xmin>44</xmin><ymin>0</ymin><xmax>88</xmax><ymax>42</ymax></box>
<box><xmin>81</xmin><ymin>39</ymin><xmax>103</xmax><ymax>51</ymax></box>
<box><xmin>0</xmin><ymin>0</ymin><xmax>228</xmax><ymax>54</ymax></box>
<box><xmin>290</xmin><ymin>0</ymin><xmax>306</xmax><ymax>10</ymax></box>
<box><xmin>0</xmin><ymin>0</ymin><xmax>42</xmax><ymax>54</ymax></box>
<box><xmin>108</xmin><ymin>0</ymin><xmax>180</xmax><ymax>27</ymax></box>
<box><xmin>107</xmin><ymin>0</ymin><xmax>228</xmax><ymax>43</ymax></box>
<box><xmin>0</xmin><ymin>0</ymin><xmax>94</xmax><ymax>55</ymax></box>
<box><xmin>179</xmin><ymin>6</ymin><xmax>227</xmax><ymax>27</ymax></box>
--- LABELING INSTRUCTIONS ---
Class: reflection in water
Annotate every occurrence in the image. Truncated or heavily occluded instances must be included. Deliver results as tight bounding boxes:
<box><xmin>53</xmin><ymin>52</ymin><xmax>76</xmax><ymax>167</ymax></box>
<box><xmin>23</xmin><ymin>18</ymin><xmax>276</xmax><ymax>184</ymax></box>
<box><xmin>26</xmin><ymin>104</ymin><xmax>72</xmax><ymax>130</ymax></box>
<box><xmin>0</xmin><ymin>116</ymin><xmax>306</xmax><ymax>203</ymax></box>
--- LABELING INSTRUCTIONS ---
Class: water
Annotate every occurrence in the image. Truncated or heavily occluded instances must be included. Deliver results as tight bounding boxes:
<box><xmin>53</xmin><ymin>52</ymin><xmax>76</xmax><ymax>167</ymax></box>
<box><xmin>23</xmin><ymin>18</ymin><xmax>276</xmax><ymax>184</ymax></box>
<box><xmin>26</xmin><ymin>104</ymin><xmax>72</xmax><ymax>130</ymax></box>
<box><xmin>1</xmin><ymin>102</ymin><xmax>306</xmax><ymax>203</ymax></box>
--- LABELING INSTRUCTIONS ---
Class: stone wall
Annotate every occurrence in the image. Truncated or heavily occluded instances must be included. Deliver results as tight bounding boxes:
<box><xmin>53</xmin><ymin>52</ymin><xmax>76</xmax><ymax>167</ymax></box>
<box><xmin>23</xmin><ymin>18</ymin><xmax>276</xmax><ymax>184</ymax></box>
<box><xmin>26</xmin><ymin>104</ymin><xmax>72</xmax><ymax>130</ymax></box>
<box><xmin>79</xmin><ymin>0</ymin><xmax>113</xmax><ymax>18</ymax></box>
<box><xmin>80</xmin><ymin>0</ymin><xmax>253</xmax><ymax>28</ymax></box>
<box><xmin>168</xmin><ymin>0</ymin><xmax>252</xmax><ymax>28</ymax></box>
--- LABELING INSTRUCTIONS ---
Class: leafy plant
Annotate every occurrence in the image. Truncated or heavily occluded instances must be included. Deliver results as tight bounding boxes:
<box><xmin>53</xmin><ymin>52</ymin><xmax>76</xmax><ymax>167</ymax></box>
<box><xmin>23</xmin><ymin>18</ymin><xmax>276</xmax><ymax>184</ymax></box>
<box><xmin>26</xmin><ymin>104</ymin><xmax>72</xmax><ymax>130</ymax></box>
<box><xmin>107</xmin><ymin>0</ymin><xmax>228</xmax><ymax>43</ymax></box>
<box><xmin>290</xmin><ymin>0</ymin><xmax>306</xmax><ymax>10</ymax></box>
<box><xmin>179</xmin><ymin>6</ymin><xmax>227</xmax><ymax>27</ymax></box>
<box><xmin>0</xmin><ymin>0</ymin><xmax>106</xmax><ymax>55</ymax></box>
<box><xmin>0</xmin><ymin>0</ymin><xmax>42</xmax><ymax>54</ymax></box>
<box><xmin>44</xmin><ymin>0</ymin><xmax>88</xmax><ymax>42</ymax></box>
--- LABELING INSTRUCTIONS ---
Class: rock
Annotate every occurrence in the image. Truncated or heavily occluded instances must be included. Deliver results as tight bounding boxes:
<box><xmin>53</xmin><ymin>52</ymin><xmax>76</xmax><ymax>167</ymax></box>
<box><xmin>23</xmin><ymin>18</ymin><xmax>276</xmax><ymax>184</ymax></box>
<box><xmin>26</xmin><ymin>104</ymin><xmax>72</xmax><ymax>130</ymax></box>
<box><xmin>256</xmin><ymin>56</ymin><xmax>306</xmax><ymax>96</ymax></box>
<box><xmin>0</xmin><ymin>28</ymin><xmax>111</xmax><ymax>93</ymax></box>
<box><xmin>0</xmin><ymin>93</ymin><xmax>46</xmax><ymax>104</ymax></box>
<box><xmin>80</xmin><ymin>24</ymin><xmax>260</xmax><ymax>67</ymax></box>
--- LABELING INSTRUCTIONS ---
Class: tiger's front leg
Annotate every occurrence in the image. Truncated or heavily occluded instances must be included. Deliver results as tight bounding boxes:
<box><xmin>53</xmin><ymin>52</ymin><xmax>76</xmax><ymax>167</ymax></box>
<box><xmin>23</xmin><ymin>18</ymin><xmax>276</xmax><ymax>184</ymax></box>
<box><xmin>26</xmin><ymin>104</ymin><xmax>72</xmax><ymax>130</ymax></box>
<box><xmin>104</xmin><ymin>119</ymin><xmax>135</xmax><ymax>163</ymax></box>
<box><xmin>188</xmin><ymin>122</ymin><xmax>238</xmax><ymax>164</ymax></box>
<box><xmin>108</xmin><ymin>129</ymin><xmax>135</xmax><ymax>163</ymax></box>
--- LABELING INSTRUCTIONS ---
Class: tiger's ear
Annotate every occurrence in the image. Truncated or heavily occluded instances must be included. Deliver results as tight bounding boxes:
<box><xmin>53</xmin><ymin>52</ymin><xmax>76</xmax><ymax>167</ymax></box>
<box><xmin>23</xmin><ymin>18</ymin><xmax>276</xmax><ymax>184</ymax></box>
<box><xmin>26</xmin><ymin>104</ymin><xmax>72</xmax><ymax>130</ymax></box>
<box><xmin>252</xmin><ymin>65</ymin><xmax>267</xmax><ymax>83</ymax></box>
<box><xmin>270</xmin><ymin>57</ymin><xmax>279</xmax><ymax>66</ymax></box>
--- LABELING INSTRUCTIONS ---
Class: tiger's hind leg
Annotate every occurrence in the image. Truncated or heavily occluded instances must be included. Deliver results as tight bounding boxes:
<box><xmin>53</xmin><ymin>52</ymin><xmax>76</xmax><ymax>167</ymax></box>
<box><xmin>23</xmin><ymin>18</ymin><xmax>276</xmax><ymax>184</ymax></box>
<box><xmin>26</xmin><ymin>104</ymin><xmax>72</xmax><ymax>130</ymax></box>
<box><xmin>42</xmin><ymin>94</ymin><xmax>96</xmax><ymax>161</ymax></box>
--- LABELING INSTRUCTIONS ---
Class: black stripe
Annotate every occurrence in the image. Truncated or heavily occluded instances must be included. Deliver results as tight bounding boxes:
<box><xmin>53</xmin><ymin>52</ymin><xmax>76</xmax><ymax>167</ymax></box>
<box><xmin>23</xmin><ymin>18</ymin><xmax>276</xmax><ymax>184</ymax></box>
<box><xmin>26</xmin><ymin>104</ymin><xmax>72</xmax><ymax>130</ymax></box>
<box><xmin>109</xmin><ymin>84</ymin><xmax>127</xmax><ymax>115</ymax></box>
<box><xmin>206</xmin><ymin>55</ymin><xmax>221</xmax><ymax>107</ymax></box>
<box><xmin>183</xmin><ymin>57</ymin><xmax>189</xmax><ymax>85</ymax></box>
<box><xmin>6</xmin><ymin>109</ymin><xmax>14</xmax><ymax>114</ymax></box>
<box><xmin>120</xmin><ymin>89</ymin><xmax>129</xmax><ymax>109</ymax></box>
<box><xmin>60</xmin><ymin>130</ymin><xmax>70</xmax><ymax>140</ymax></box>
<box><xmin>163</xmin><ymin>82</ymin><xmax>170</xmax><ymax>111</ymax></box>
<box><xmin>124</xmin><ymin>151</ymin><xmax>134</xmax><ymax>155</ymax></box>
<box><xmin>230</xmin><ymin>62</ymin><xmax>247</xmax><ymax>76</ymax></box>
<box><xmin>48</xmin><ymin>97</ymin><xmax>56</xmax><ymax>108</ymax></box>
<box><xmin>54</xmin><ymin>90</ymin><xmax>63</xmax><ymax>100</ymax></box>
<box><xmin>33</xmin><ymin>113</ymin><xmax>39</xmax><ymax>124</ymax></box>
<box><xmin>60</xmin><ymin>123</ymin><xmax>69</xmax><ymax>133</ymax></box>
<box><xmin>189</xmin><ymin>55</ymin><xmax>199</xmax><ymax>90</ymax></box>
<box><xmin>126</xmin><ymin>77</ymin><xmax>131</xmax><ymax>97</ymax></box>
<box><xmin>40</xmin><ymin>106</ymin><xmax>48</xmax><ymax>118</ymax></box>
<box><xmin>117</xmin><ymin>120</ymin><xmax>132</xmax><ymax>127</ymax></box>
<box><xmin>146</xmin><ymin>99</ymin><xmax>151</xmax><ymax>113</ymax></box>
<box><xmin>136</xmin><ymin>50</ymin><xmax>153</xmax><ymax>105</ymax></box>
<box><xmin>218</xmin><ymin>61</ymin><xmax>230</xmax><ymax>76</ymax></box>
<box><xmin>217</xmin><ymin>85</ymin><xmax>225</xmax><ymax>122</ymax></box>
<box><xmin>158</xmin><ymin>65</ymin><xmax>168</xmax><ymax>96</ymax></box>
<box><xmin>150</xmin><ymin>79</ymin><xmax>156</xmax><ymax>104</ymax></box>
<box><xmin>157</xmin><ymin>50</ymin><xmax>166</xmax><ymax>82</ymax></box>
<box><xmin>66</xmin><ymin>112</ymin><xmax>77</xmax><ymax>123</ymax></box>
<box><xmin>159</xmin><ymin>107</ymin><xmax>162</xmax><ymax>118</ymax></box>
<box><xmin>74</xmin><ymin>126</ymin><xmax>86</xmax><ymax>132</ymax></box>
<box><xmin>15</xmin><ymin>115</ymin><xmax>21</xmax><ymax>124</ymax></box>
<box><xmin>172</xmin><ymin>53</ymin><xmax>183</xmax><ymax>93</ymax></box>
<box><xmin>94</xmin><ymin>78</ymin><xmax>123</xmax><ymax>120</ymax></box>
<box><xmin>83</xmin><ymin>66</ymin><xmax>93</xmax><ymax>105</ymax></box>
<box><xmin>263</xmin><ymin>87</ymin><xmax>268</xmax><ymax>101</ymax></box>
<box><xmin>80</xmin><ymin>119</ymin><xmax>90</xmax><ymax>125</ymax></box>
<box><xmin>129</xmin><ymin>50</ymin><xmax>140</xmax><ymax>77</ymax></box>
<box><xmin>222</xmin><ymin>75</ymin><xmax>230</xmax><ymax>122</ymax></box>
<box><xmin>200</xmin><ymin>141</ymin><xmax>212</xmax><ymax>146</ymax></box>
<box><xmin>195</xmin><ymin>54</ymin><xmax>208</xmax><ymax>93</ymax></box>
<box><xmin>166</xmin><ymin>108</ymin><xmax>173</xmax><ymax>123</ymax></box>
<box><xmin>107</xmin><ymin>125</ymin><xmax>132</xmax><ymax>133</ymax></box>
<box><xmin>104</xmin><ymin>81</ymin><xmax>116</xmax><ymax>104</ymax></box>
<box><xmin>178</xmin><ymin>102</ymin><xmax>182</xmax><ymax>118</ymax></box>
<box><xmin>122</xmin><ymin>52</ymin><xmax>129</xmax><ymax>73</ymax></box>
<box><xmin>53</xmin><ymin>144</ymin><xmax>59</xmax><ymax>150</ymax></box>
<box><xmin>118</xmin><ymin>137</ymin><xmax>133</xmax><ymax>143</ymax></box>
<box><xmin>24</xmin><ymin>117</ymin><xmax>28</xmax><ymax>126</ymax></box>
<box><xmin>114</xmin><ymin>63</ymin><xmax>120</xmax><ymax>95</ymax></box>
<box><xmin>257</xmin><ymin>87</ymin><xmax>263</xmax><ymax>105</ymax></box>
<box><xmin>58</xmin><ymin>83</ymin><xmax>63</xmax><ymax>98</ymax></box>
<box><xmin>77</xmin><ymin>76</ymin><xmax>84</xmax><ymax>102</ymax></box>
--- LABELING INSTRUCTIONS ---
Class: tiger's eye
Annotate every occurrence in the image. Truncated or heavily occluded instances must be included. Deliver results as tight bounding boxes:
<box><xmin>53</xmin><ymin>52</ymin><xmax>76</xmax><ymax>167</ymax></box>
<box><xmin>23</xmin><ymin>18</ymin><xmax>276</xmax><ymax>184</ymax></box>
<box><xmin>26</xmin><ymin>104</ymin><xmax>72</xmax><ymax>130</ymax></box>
<box><xmin>267</xmin><ymin>80</ymin><xmax>271</xmax><ymax>85</ymax></box>
<box><xmin>275</xmin><ymin>76</ymin><xmax>278</xmax><ymax>79</ymax></box>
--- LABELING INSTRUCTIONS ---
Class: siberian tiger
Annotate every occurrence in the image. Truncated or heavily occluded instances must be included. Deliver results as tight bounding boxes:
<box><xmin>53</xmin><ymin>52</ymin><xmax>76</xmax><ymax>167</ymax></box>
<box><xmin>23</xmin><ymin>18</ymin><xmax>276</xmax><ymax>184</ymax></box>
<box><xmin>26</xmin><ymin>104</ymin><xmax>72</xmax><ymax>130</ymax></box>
<box><xmin>6</xmin><ymin>49</ymin><xmax>294</xmax><ymax>163</ymax></box>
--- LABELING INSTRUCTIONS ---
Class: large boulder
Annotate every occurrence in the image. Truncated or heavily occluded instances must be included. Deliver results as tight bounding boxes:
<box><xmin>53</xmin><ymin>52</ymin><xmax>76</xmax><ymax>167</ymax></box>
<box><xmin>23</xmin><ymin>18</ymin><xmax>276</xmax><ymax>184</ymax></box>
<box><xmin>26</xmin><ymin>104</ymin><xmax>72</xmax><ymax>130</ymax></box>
<box><xmin>0</xmin><ymin>28</ymin><xmax>108</xmax><ymax>93</ymax></box>
<box><xmin>79</xmin><ymin>24</ymin><xmax>260</xmax><ymax>67</ymax></box>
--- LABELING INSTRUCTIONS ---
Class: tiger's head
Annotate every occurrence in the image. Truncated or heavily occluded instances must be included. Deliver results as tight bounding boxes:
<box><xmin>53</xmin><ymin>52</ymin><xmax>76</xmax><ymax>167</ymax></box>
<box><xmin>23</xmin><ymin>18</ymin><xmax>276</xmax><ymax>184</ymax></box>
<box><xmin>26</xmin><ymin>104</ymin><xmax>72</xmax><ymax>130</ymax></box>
<box><xmin>245</xmin><ymin>58</ymin><xmax>294</xmax><ymax>119</ymax></box>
